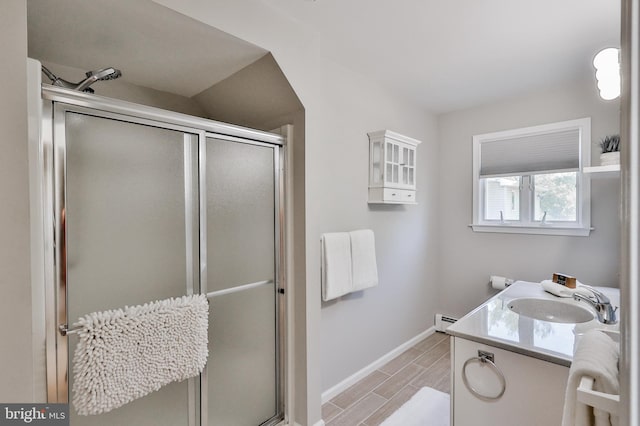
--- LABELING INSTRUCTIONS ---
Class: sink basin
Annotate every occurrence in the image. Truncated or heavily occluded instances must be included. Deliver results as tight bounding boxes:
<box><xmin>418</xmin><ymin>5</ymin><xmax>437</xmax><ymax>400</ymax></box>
<box><xmin>507</xmin><ymin>298</ymin><xmax>595</xmax><ymax>323</ymax></box>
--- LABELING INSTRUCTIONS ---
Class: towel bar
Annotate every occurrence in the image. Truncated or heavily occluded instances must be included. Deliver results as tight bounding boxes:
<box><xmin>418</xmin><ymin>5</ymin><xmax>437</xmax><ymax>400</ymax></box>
<box><xmin>59</xmin><ymin>324</ymin><xmax>80</xmax><ymax>336</ymax></box>
<box><xmin>205</xmin><ymin>279</ymin><xmax>273</xmax><ymax>299</ymax></box>
<box><xmin>59</xmin><ymin>280</ymin><xmax>275</xmax><ymax>337</ymax></box>
<box><xmin>577</xmin><ymin>376</ymin><xmax>620</xmax><ymax>415</ymax></box>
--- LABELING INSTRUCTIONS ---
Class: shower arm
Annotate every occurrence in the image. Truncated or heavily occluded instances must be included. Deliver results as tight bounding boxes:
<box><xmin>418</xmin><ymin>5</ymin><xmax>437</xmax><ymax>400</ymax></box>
<box><xmin>41</xmin><ymin>65</ymin><xmax>58</xmax><ymax>83</ymax></box>
<box><xmin>74</xmin><ymin>74</ymin><xmax>102</xmax><ymax>92</ymax></box>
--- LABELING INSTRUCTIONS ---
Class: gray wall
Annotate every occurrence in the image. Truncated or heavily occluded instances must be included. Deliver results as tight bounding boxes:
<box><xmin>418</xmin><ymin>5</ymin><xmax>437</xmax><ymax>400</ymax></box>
<box><xmin>151</xmin><ymin>2</ymin><xmax>441</xmax><ymax>422</ymax></box>
<box><xmin>0</xmin><ymin>0</ymin><xmax>34</xmax><ymax>402</ymax></box>
<box><xmin>316</xmin><ymin>60</ymin><xmax>439</xmax><ymax>392</ymax></box>
<box><xmin>437</xmin><ymin>78</ymin><xmax>621</xmax><ymax>318</ymax></box>
<box><xmin>194</xmin><ymin>54</ymin><xmax>304</xmax><ymax>131</ymax></box>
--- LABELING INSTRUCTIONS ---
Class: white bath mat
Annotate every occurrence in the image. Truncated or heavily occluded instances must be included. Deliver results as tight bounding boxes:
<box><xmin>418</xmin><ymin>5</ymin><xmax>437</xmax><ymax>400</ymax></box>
<box><xmin>72</xmin><ymin>294</ymin><xmax>209</xmax><ymax>416</ymax></box>
<box><xmin>380</xmin><ymin>386</ymin><xmax>450</xmax><ymax>426</ymax></box>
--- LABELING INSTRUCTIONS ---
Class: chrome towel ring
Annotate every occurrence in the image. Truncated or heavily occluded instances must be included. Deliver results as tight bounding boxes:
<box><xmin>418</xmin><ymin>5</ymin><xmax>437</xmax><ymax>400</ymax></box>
<box><xmin>462</xmin><ymin>350</ymin><xmax>507</xmax><ymax>400</ymax></box>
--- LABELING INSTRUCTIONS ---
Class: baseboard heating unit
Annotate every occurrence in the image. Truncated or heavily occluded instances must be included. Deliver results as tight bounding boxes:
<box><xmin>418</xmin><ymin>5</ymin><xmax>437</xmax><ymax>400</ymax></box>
<box><xmin>435</xmin><ymin>314</ymin><xmax>458</xmax><ymax>332</ymax></box>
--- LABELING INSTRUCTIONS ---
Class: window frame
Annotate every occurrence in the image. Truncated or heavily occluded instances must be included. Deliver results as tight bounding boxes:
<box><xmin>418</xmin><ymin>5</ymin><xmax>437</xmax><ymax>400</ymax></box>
<box><xmin>471</xmin><ymin>118</ymin><xmax>592</xmax><ymax>236</ymax></box>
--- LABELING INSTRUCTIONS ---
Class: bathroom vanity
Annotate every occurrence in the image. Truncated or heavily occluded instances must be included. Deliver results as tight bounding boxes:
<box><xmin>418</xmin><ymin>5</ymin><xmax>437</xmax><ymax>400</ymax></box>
<box><xmin>447</xmin><ymin>281</ymin><xmax>620</xmax><ymax>426</ymax></box>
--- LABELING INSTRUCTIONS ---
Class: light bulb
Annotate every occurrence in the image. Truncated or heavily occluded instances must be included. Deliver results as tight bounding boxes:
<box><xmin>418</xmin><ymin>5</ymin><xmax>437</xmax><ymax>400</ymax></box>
<box><xmin>598</xmin><ymin>78</ymin><xmax>619</xmax><ymax>93</ymax></box>
<box><xmin>596</xmin><ymin>67</ymin><xmax>619</xmax><ymax>82</ymax></box>
<box><xmin>593</xmin><ymin>47</ymin><xmax>621</xmax><ymax>100</ymax></box>
<box><xmin>593</xmin><ymin>47</ymin><xmax>619</xmax><ymax>69</ymax></box>
<box><xmin>600</xmin><ymin>88</ymin><xmax>621</xmax><ymax>101</ymax></box>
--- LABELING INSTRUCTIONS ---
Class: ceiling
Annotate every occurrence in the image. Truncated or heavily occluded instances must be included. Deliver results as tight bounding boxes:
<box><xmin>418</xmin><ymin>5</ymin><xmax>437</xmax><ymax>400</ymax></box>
<box><xmin>27</xmin><ymin>0</ymin><xmax>268</xmax><ymax>98</ymax></box>
<box><xmin>269</xmin><ymin>0</ymin><xmax>620</xmax><ymax>113</ymax></box>
<box><xmin>27</xmin><ymin>0</ymin><xmax>620</xmax><ymax>114</ymax></box>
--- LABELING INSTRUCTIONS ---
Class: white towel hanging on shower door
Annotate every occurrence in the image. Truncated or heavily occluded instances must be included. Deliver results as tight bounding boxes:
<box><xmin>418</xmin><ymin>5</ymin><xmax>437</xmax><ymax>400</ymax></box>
<box><xmin>71</xmin><ymin>294</ymin><xmax>209</xmax><ymax>416</ymax></box>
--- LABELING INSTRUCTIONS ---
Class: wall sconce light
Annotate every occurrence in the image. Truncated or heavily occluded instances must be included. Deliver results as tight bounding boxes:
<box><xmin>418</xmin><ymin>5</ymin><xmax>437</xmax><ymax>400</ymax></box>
<box><xmin>593</xmin><ymin>47</ymin><xmax>620</xmax><ymax>100</ymax></box>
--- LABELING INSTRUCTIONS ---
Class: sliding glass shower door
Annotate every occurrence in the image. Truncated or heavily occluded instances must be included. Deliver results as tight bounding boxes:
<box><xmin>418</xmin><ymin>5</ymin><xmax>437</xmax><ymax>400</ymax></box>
<box><xmin>45</xmin><ymin>97</ymin><xmax>284</xmax><ymax>426</ymax></box>
<box><xmin>62</xmin><ymin>111</ymin><xmax>200</xmax><ymax>426</ymax></box>
<box><xmin>205</xmin><ymin>137</ymin><xmax>280</xmax><ymax>426</ymax></box>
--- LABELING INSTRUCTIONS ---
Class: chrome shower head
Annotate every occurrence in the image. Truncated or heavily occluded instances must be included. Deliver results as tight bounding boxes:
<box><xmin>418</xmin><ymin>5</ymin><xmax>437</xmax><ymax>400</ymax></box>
<box><xmin>75</xmin><ymin>67</ymin><xmax>122</xmax><ymax>92</ymax></box>
<box><xmin>85</xmin><ymin>67</ymin><xmax>122</xmax><ymax>81</ymax></box>
<box><xmin>41</xmin><ymin>65</ymin><xmax>122</xmax><ymax>93</ymax></box>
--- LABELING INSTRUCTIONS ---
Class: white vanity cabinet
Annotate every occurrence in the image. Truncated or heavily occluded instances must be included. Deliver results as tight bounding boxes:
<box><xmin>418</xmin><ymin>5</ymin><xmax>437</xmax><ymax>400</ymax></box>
<box><xmin>451</xmin><ymin>337</ymin><xmax>569</xmax><ymax>426</ymax></box>
<box><xmin>368</xmin><ymin>130</ymin><xmax>421</xmax><ymax>204</ymax></box>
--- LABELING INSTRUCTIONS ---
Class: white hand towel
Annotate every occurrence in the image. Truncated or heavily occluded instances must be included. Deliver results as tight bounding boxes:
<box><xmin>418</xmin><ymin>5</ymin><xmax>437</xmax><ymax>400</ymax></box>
<box><xmin>542</xmin><ymin>280</ymin><xmax>593</xmax><ymax>298</ymax></box>
<box><xmin>349</xmin><ymin>229</ymin><xmax>379</xmax><ymax>292</ymax></box>
<box><xmin>72</xmin><ymin>294</ymin><xmax>209</xmax><ymax>416</ymax></box>
<box><xmin>321</xmin><ymin>232</ymin><xmax>353</xmax><ymax>301</ymax></box>
<box><xmin>562</xmin><ymin>330</ymin><xmax>619</xmax><ymax>426</ymax></box>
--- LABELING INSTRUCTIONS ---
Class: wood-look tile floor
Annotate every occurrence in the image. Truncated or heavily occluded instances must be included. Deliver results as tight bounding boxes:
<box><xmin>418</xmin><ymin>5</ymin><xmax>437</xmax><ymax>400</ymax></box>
<box><xmin>322</xmin><ymin>332</ymin><xmax>451</xmax><ymax>426</ymax></box>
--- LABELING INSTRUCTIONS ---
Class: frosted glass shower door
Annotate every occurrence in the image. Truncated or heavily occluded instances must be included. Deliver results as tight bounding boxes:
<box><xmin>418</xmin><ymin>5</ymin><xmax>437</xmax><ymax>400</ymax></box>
<box><xmin>61</xmin><ymin>111</ymin><xmax>199</xmax><ymax>426</ymax></box>
<box><xmin>205</xmin><ymin>137</ymin><xmax>282</xmax><ymax>426</ymax></box>
<box><xmin>47</xmin><ymin>98</ymin><xmax>284</xmax><ymax>426</ymax></box>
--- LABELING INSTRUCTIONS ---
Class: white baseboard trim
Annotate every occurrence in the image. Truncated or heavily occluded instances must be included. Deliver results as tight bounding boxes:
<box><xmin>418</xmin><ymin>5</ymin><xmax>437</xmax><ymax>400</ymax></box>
<box><xmin>321</xmin><ymin>327</ymin><xmax>436</xmax><ymax>404</ymax></box>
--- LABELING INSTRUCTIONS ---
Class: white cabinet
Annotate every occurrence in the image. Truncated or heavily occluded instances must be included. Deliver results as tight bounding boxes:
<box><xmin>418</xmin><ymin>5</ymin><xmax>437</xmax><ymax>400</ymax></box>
<box><xmin>452</xmin><ymin>337</ymin><xmax>569</xmax><ymax>426</ymax></box>
<box><xmin>368</xmin><ymin>130</ymin><xmax>421</xmax><ymax>204</ymax></box>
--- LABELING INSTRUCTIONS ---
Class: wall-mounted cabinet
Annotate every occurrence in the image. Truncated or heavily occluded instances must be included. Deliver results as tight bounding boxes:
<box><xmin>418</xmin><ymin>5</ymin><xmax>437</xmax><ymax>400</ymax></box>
<box><xmin>368</xmin><ymin>130</ymin><xmax>421</xmax><ymax>204</ymax></box>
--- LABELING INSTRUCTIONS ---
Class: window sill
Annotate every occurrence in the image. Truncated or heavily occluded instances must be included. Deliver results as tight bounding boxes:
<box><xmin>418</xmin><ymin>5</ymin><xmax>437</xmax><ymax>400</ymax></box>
<box><xmin>470</xmin><ymin>224</ymin><xmax>593</xmax><ymax>237</ymax></box>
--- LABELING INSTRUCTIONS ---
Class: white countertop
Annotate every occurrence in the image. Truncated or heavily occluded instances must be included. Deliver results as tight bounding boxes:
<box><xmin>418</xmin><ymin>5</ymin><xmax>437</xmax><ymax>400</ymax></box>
<box><xmin>447</xmin><ymin>281</ymin><xmax>620</xmax><ymax>367</ymax></box>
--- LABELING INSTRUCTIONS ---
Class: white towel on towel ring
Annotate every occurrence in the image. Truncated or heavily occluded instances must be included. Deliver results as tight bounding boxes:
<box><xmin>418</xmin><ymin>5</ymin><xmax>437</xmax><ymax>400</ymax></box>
<box><xmin>71</xmin><ymin>294</ymin><xmax>209</xmax><ymax>416</ymax></box>
<box><xmin>562</xmin><ymin>329</ymin><xmax>619</xmax><ymax>426</ymax></box>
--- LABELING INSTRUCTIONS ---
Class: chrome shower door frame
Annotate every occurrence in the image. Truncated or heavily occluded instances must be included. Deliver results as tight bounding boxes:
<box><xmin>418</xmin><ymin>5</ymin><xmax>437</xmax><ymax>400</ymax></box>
<box><xmin>40</xmin><ymin>86</ymin><xmax>286</xmax><ymax>426</ymax></box>
<box><xmin>200</xmin><ymin>134</ymin><xmax>286</xmax><ymax>426</ymax></box>
<box><xmin>47</xmin><ymin>101</ymin><xmax>204</xmax><ymax>422</ymax></box>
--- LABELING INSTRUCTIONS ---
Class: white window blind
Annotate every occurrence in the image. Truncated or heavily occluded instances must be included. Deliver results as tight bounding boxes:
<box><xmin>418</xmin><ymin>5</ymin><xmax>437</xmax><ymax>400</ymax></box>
<box><xmin>471</xmin><ymin>117</ymin><xmax>592</xmax><ymax>236</ymax></box>
<box><xmin>479</xmin><ymin>128</ymin><xmax>580</xmax><ymax>177</ymax></box>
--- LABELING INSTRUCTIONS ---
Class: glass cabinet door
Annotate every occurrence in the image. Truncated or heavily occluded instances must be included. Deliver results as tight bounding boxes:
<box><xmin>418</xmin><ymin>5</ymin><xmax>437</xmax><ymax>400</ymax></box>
<box><xmin>400</xmin><ymin>144</ymin><xmax>416</xmax><ymax>188</ymax></box>
<box><xmin>385</xmin><ymin>141</ymin><xmax>416</xmax><ymax>189</ymax></box>
<box><xmin>384</xmin><ymin>141</ymin><xmax>401</xmax><ymax>185</ymax></box>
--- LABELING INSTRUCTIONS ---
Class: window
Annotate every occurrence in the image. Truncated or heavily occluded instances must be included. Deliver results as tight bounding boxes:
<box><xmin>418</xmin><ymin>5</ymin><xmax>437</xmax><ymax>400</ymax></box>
<box><xmin>533</xmin><ymin>172</ymin><xmax>577</xmax><ymax>222</ymax></box>
<box><xmin>472</xmin><ymin>118</ymin><xmax>591</xmax><ymax>236</ymax></box>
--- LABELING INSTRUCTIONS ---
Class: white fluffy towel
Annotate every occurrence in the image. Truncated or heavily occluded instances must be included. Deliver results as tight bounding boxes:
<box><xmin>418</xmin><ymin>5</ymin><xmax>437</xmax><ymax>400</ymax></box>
<box><xmin>562</xmin><ymin>329</ymin><xmax>619</xmax><ymax>426</ymax></box>
<box><xmin>541</xmin><ymin>280</ymin><xmax>594</xmax><ymax>298</ymax></box>
<box><xmin>72</xmin><ymin>294</ymin><xmax>209</xmax><ymax>416</ymax></box>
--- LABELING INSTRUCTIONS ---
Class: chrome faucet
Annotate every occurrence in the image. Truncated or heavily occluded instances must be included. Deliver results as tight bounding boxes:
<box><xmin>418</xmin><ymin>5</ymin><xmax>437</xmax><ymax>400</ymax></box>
<box><xmin>573</xmin><ymin>285</ymin><xmax>618</xmax><ymax>324</ymax></box>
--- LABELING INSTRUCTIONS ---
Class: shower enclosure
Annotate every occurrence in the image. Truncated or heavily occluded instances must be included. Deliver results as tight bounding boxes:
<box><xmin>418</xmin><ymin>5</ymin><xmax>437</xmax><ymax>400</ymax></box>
<box><xmin>36</xmin><ymin>83</ymin><xmax>287</xmax><ymax>426</ymax></box>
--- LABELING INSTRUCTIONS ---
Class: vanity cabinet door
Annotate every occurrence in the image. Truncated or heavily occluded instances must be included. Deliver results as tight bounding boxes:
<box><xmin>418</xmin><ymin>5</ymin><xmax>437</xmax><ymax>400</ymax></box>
<box><xmin>452</xmin><ymin>337</ymin><xmax>569</xmax><ymax>426</ymax></box>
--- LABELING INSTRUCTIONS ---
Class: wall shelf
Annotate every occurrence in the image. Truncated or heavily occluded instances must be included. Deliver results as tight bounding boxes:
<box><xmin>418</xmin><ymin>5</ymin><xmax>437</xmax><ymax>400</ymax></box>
<box><xmin>583</xmin><ymin>164</ymin><xmax>620</xmax><ymax>178</ymax></box>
